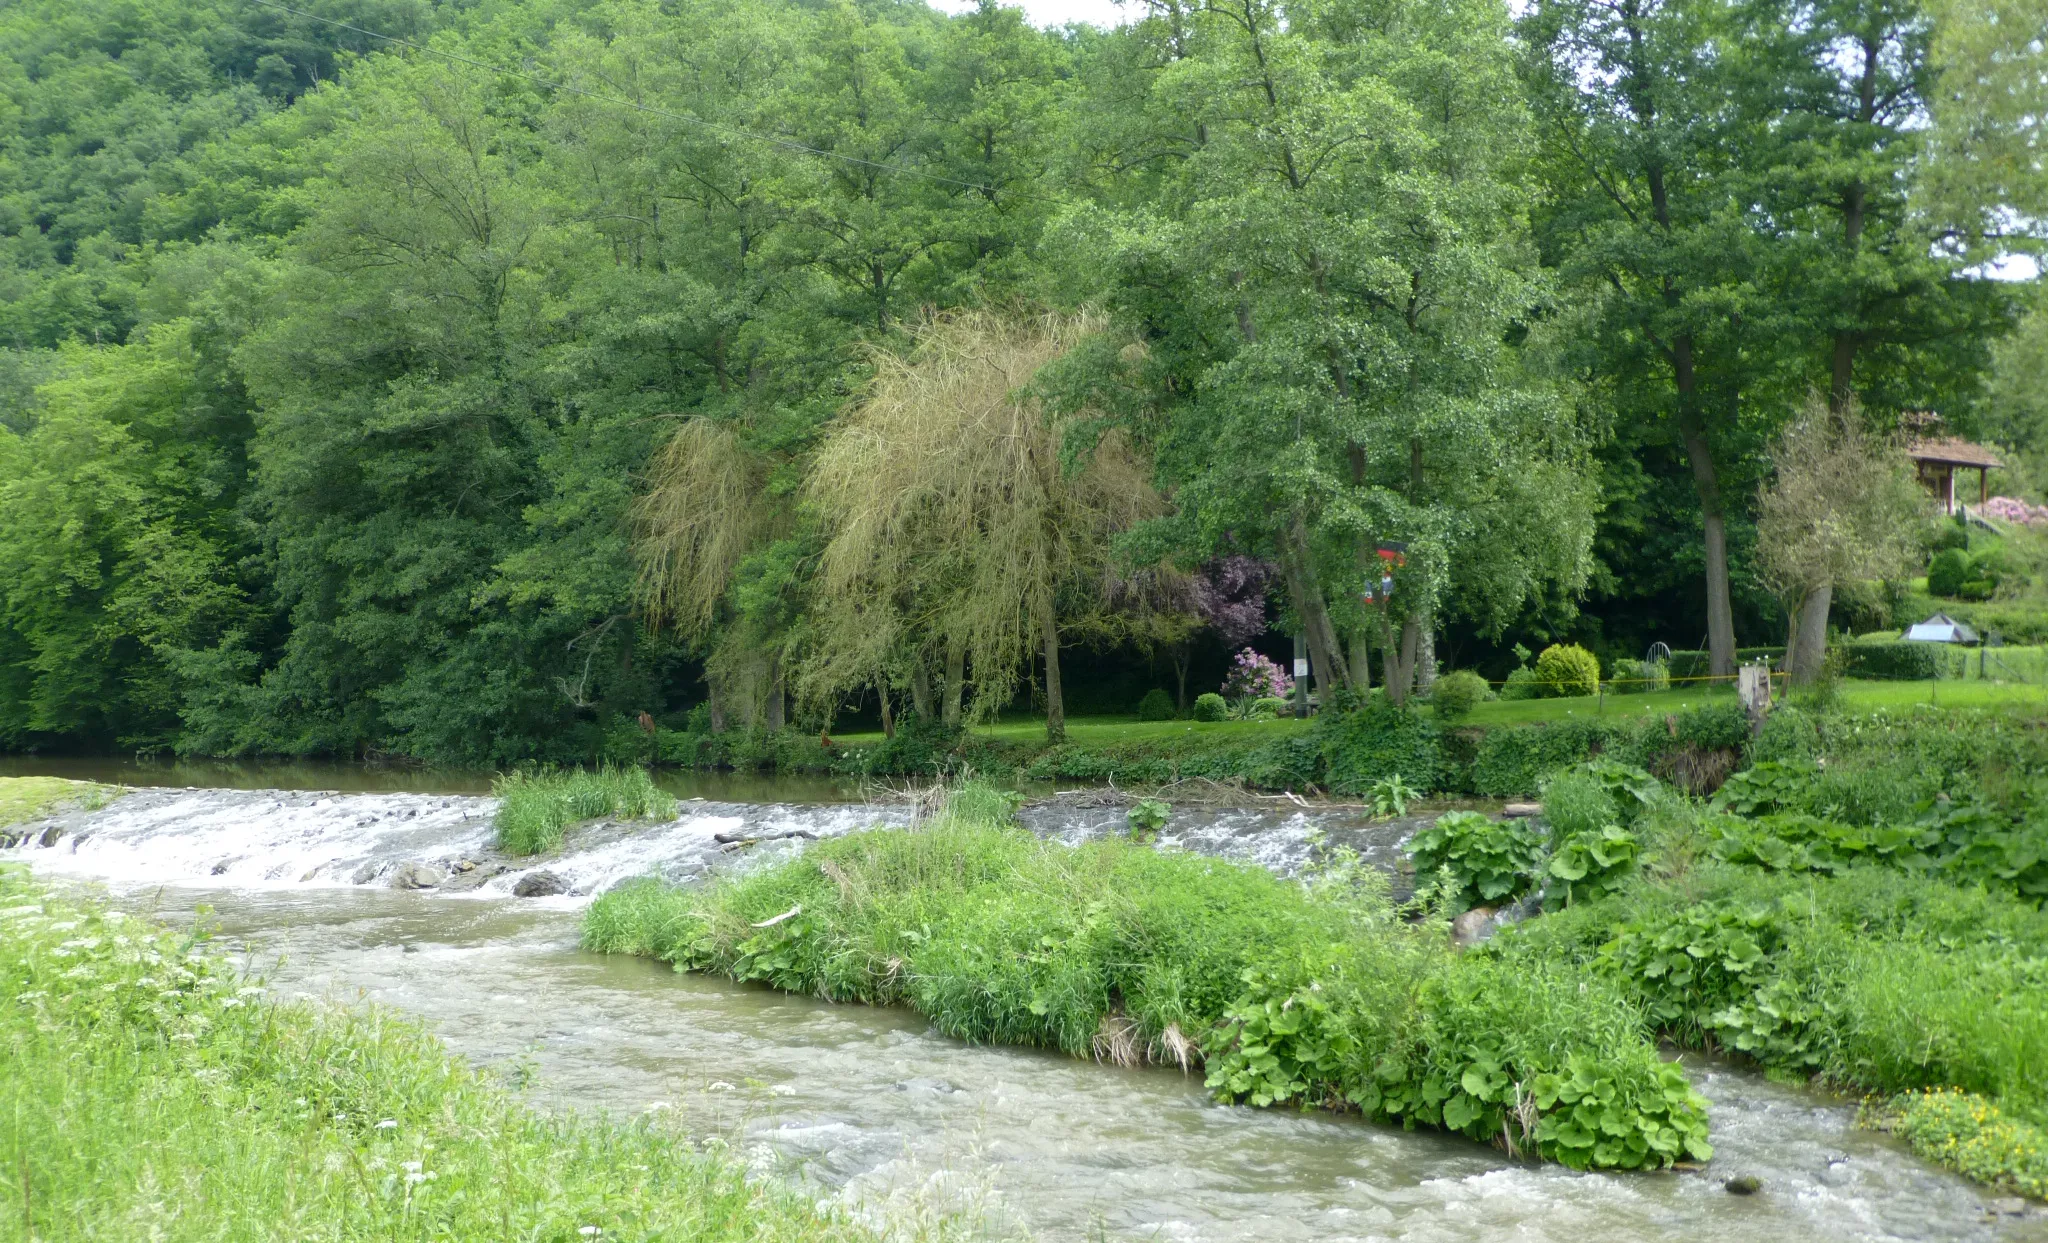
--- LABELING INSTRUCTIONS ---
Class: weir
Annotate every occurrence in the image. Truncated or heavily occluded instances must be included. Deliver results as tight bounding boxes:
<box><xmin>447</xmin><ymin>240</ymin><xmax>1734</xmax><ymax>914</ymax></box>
<box><xmin>3</xmin><ymin>780</ymin><xmax>2028</xmax><ymax>1242</ymax></box>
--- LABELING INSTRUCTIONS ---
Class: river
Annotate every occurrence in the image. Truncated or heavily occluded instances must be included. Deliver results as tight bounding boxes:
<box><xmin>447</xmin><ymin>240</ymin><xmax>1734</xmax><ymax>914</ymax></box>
<box><xmin>4</xmin><ymin>769</ymin><xmax>2039</xmax><ymax>1242</ymax></box>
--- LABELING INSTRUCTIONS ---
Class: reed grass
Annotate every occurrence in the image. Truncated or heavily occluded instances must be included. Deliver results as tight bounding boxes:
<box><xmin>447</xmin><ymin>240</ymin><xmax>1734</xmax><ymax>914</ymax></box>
<box><xmin>0</xmin><ymin>866</ymin><xmax>914</xmax><ymax>1243</ymax></box>
<box><xmin>493</xmin><ymin>765</ymin><xmax>677</xmax><ymax>855</ymax></box>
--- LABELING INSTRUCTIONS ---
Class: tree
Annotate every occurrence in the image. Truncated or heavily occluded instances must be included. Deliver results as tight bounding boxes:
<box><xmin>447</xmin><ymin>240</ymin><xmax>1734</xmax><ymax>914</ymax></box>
<box><xmin>1920</xmin><ymin>0</ymin><xmax>2048</xmax><ymax>253</ymax></box>
<box><xmin>1755</xmin><ymin>396</ymin><xmax>1925</xmax><ymax>683</ymax></box>
<box><xmin>803</xmin><ymin>310</ymin><xmax>1163</xmax><ymax>742</ymax></box>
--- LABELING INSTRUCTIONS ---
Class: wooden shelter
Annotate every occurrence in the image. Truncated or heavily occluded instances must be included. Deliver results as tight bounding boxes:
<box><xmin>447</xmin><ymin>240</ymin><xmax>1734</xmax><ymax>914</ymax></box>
<box><xmin>1906</xmin><ymin>435</ymin><xmax>2002</xmax><ymax>515</ymax></box>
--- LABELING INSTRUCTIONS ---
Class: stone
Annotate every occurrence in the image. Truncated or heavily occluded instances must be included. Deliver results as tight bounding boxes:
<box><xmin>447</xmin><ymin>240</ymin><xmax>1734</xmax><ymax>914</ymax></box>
<box><xmin>388</xmin><ymin>862</ymin><xmax>444</xmax><ymax>890</ymax></box>
<box><xmin>1990</xmin><ymin>1197</ymin><xmax>2028</xmax><ymax>1216</ymax></box>
<box><xmin>1451</xmin><ymin>906</ymin><xmax>1499</xmax><ymax>948</ymax></box>
<box><xmin>1501</xmin><ymin>802</ymin><xmax>1541</xmax><ymax>818</ymax></box>
<box><xmin>512</xmin><ymin>870</ymin><xmax>567</xmax><ymax>898</ymax></box>
<box><xmin>351</xmin><ymin>862</ymin><xmax>383</xmax><ymax>885</ymax></box>
<box><xmin>1724</xmin><ymin>1175</ymin><xmax>1762</xmax><ymax>1195</ymax></box>
<box><xmin>38</xmin><ymin>825</ymin><xmax>62</xmax><ymax>848</ymax></box>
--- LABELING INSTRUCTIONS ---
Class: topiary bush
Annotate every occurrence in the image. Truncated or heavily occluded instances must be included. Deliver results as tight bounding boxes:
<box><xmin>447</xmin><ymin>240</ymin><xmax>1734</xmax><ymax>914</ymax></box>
<box><xmin>1192</xmin><ymin>692</ymin><xmax>1229</xmax><ymax>722</ymax></box>
<box><xmin>1137</xmin><ymin>688</ymin><xmax>1176</xmax><ymax>721</ymax></box>
<box><xmin>1430</xmin><ymin>669</ymin><xmax>1490</xmax><ymax>720</ymax></box>
<box><xmin>1534</xmin><ymin>644</ymin><xmax>1600</xmax><ymax>698</ymax></box>
<box><xmin>1929</xmin><ymin>547</ymin><xmax>1971</xmax><ymax>597</ymax></box>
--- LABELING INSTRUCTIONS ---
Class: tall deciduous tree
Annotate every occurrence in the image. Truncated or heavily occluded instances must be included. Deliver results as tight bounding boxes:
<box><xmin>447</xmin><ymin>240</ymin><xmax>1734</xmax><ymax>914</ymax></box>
<box><xmin>804</xmin><ymin>310</ymin><xmax>1162</xmax><ymax>742</ymax></box>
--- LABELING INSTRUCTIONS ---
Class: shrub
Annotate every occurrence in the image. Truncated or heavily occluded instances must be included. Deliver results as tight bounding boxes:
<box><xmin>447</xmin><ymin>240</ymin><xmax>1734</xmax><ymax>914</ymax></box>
<box><xmin>1127</xmin><ymin>797</ymin><xmax>1170</xmax><ymax>836</ymax></box>
<box><xmin>1406</xmin><ymin>810</ymin><xmax>1543</xmax><ymax>910</ymax></box>
<box><xmin>1928</xmin><ymin>547</ymin><xmax>1971</xmax><ymax>597</ymax></box>
<box><xmin>1540</xmin><ymin>768</ymin><xmax>1640</xmax><ymax>906</ymax></box>
<box><xmin>1248</xmin><ymin>696</ymin><xmax>1291</xmax><ymax>719</ymax></box>
<box><xmin>1666</xmin><ymin>647</ymin><xmax>1786</xmax><ymax>681</ymax></box>
<box><xmin>1137</xmin><ymin>688</ymin><xmax>1176</xmax><ymax>721</ymax></box>
<box><xmin>1841</xmin><ymin>641</ymin><xmax>1948</xmax><ymax>681</ymax></box>
<box><xmin>1608</xmin><ymin>658</ymin><xmax>1669</xmax><ymax>695</ymax></box>
<box><xmin>1192</xmin><ymin>692</ymin><xmax>1228</xmax><ymax>722</ymax></box>
<box><xmin>1315</xmin><ymin>699</ymin><xmax>1442</xmax><ymax>795</ymax></box>
<box><xmin>1534</xmin><ymin>644</ymin><xmax>1600</xmax><ymax>698</ymax></box>
<box><xmin>1430</xmin><ymin>669</ymin><xmax>1489</xmax><ymax>720</ymax></box>
<box><xmin>1499</xmin><ymin>666</ymin><xmax>1544</xmax><ymax>700</ymax></box>
<box><xmin>1471</xmin><ymin>719</ymin><xmax>1636</xmax><ymax>796</ymax></box>
<box><xmin>1220</xmin><ymin>648</ymin><xmax>1291</xmax><ymax>705</ymax></box>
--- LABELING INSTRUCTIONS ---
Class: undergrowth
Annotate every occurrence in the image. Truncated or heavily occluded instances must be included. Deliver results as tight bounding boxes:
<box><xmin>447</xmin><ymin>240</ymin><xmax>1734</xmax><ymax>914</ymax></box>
<box><xmin>0</xmin><ymin>867</ymin><xmax>906</xmax><ymax>1243</ymax></box>
<box><xmin>584</xmin><ymin>784</ymin><xmax>1711</xmax><ymax>1171</ymax></box>
<box><xmin>492</xmin><ymin>765</ymin><xmax>677</xmax><ymax>855</ymax></box>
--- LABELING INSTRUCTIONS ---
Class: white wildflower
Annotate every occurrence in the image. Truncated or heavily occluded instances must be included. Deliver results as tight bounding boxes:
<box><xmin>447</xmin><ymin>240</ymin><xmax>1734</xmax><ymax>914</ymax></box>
<box><xmin>375</xmin><ymin>1120</ymin><xmax>397</xmax><ymax>1131</ymax></box>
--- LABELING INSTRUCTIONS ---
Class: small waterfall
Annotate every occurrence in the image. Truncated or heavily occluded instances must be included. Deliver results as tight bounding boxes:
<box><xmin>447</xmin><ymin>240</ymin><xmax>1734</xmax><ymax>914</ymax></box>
<box><xmin>6</xmin><ymin>785</ymin><xmax>1421</xmax><ymax>901</ymax></box>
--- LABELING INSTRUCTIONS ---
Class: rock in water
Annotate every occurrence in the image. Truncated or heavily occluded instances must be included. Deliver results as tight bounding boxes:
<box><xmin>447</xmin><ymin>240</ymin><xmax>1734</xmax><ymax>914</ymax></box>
<box><xmin>1724</xmin><ymin>1175</ymin><xmax>1762</xmax><ymax>1195</ymax></box>
<box><xmin>512</xmin><ymin>870</ymin><xmax>566</xmax><ymax>898</ymax></box>
<box><xmin>389</xmin><ymin>863</ymin><xmax>444</xmax><ymax>890</ymax></box>
<box><xmin>1451</xmin><ymin>906</ymin><xmax>1499</xmax><ymax>948</ymax></box>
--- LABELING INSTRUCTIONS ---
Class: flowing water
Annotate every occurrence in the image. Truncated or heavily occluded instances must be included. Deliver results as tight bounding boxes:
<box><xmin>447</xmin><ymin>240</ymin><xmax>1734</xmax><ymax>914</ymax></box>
<box><xmin>6</xmin><ymin>778</ymin><xmax>2043</xmax><ymax>1243</ymax></box>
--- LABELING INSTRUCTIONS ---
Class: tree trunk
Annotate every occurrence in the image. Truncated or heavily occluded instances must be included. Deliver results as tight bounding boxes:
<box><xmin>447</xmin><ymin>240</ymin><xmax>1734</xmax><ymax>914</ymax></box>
<box><xmin>878</xmin><ymin>679</ymin><xmax>894</xmax><ymax>739</ymax></box>
<box><xmin>1041</xmin><ymin>608</ymin><xmax>1065</xmax><ymax>743</ymax></box>
<box><xmin>1397</xmin><ymin>616</ymin><xmax>1420</xmax><ymax>701</ymax></box>
<box><xmin>1787</xmin><ymin>583</ymin><xmax>1833</xmax><ymax>687</ymax></box>
<box><xmin>943</xmin><ymin>639</ymin><xmax>965</xmax><ymax>728</ymax></box>
<box><xmin>1171</xmin><ymin>642</ymin><xmax>1192</xmax><ymax>713</ymax></box>
<box><xmin>1280</xmin><ymin>514</ymin><xmax>1353</xmax><ymax>696</ymax></box>
<box><xmin>911</xmin><ymin>661</ymin><xmax>933</xmax><ymax>722</ymax></box>
<box><xmin>1379</xmin><ymin>611</ymin><xmax>1415</xmax><ymax>705</ymax></box>
<box><xmin>1347</xmin><ymin>626</ymin><xmax>1372</xmax><ymax>693</ymax></box>
<box><xmin>1416</xmin><ymin>624</ymin><xmax>1437</xmax><ymax>696</ymax></box>
<box><xmin>1676</xmin><ymin>396</ymin><xmax>1737</xmax><ymax>678</ymax></box>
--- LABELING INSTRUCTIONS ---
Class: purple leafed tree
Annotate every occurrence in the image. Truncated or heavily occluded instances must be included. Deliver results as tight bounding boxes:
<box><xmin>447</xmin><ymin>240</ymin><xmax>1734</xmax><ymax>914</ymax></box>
<box><xmin>1195</xmin><ymin>556</ymin><xmax>1276</xmax><ymax>649</ymax></box>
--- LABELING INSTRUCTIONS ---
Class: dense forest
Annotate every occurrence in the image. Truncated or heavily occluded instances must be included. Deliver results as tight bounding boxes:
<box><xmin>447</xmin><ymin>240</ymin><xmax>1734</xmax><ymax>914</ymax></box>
<box><xmin>0</xmin><ymin>0</ymin><xmax>2042</xmax><ymax>764</ymax></box>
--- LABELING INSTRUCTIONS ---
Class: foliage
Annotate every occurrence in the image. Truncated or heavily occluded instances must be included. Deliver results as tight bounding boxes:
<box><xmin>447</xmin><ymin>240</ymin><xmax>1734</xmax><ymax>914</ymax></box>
<box><xmin>1840</xmin><ymin>641</ymin><xmax>1960</xmax><ymax>681</ymax></box>
<box><xmin>0</xmin><ymin>869</ymin><xmax>903</xmax><ymax>1243</ymax></box>
<box><xmin>1127</xmin><ymin>798</ymin><xmax>1170</xmax><ymax>837</ymax></box>
<box><xmin>1220</xmin><ymin>649</ymin><xmax>1291</xmax><ymax>708</ymax></box>
<box><xmin>1137</xmin><ymin>689</ymin><xmax>1176</xmax><ymax>721</ymax></box>
<box><xmin>1665</xmin><ymin>649</ymin><xmax>1787</xmax><ymax>681</ymax></box>
<box><xmin>1540</xmin><ymin>767</ymin><xmax>1642</xmax><ymax>906</ymax></box>
<box><xmin>582</xmin><ymin>795</ymin><xmax>1706</xmax><ymax>1170</ymax></box>
<box><xmin>1430</xmin><ymin>669</ymin><xmax>1491</xmax><ymax>720</ymax></box>
<box><xmin>492</xmin><ymin>766</ymin><xmax>677</xmax><ymax>856</ymax></box>
<box><xmin>1929</xmin><ymin>548</ymin><xmax>1973</xmax><ymax>598</ymax></box>
<box><xmin>1406</xmin><ymin>811</ymin><xmax>1544</xmax><ymax>911</ymax></box>
<box><xmin>1369</xmin><ymin>775</ymin><xmax>1421</xmax><ymax>819</ymax></box>
<box><xmin>1498</xmin><ymin>666</ymin><xmax>1545</xmax><ymax>701</ymax></box>
<box><xmin>1191</xmin><ymin>693</ymin><xmax>1229</xmax><ymax>723</ymax></box>
<box><xmin>1868</xmin><ymin>1089</ymin><xmax>2048</xmax><ymax>1200</ymax></box>
<box><xmin>1608</xmin><ymin>659</ymin><xmax>1669</xmax><ymax>695</ymax></box>
<box><xmin>1315</xmin><ymin>700</ymin><xmax>1443</xmax><ymax>796</ymax></box>
<box><xmin>1533</xmin><ymin>644</ymin><xmax>1600</xmax><ymax>698</ymax></box>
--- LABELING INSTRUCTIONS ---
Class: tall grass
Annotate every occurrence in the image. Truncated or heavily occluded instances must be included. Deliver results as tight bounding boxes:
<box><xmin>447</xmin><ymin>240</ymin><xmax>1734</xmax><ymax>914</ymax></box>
<box><xmin>493</xmin><ymin>765</ymin><xmax>677</xmax><ymax>855</ymax></box>
<box><xmin>584</xmin><ymin>784</ymin><xmax>1710</xmax><ymax>1170</ymax></box>
<box><xmin>0</xmin><ymin>866</ymin><xmax>910</xmax><ymax>1243</ymax></box>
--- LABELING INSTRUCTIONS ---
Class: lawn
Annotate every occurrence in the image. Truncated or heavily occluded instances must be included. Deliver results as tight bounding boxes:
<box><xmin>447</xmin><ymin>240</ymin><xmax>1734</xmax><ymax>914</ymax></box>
<box><xmin>830</xmin><ymin>676</ymin><xmax>2048</xmax><ymax>749</ymax></box>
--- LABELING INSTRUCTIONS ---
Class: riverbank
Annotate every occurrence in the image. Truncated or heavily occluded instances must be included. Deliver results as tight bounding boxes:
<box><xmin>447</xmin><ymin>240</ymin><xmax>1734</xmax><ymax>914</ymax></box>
<box><xmin>0</xmin><ymin>866</ymin><xmax>919</xmax><ymax>1243</ymax></box>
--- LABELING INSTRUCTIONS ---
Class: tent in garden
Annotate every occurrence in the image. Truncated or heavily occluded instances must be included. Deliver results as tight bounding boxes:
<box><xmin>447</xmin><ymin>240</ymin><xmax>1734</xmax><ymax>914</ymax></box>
<box><xmin>1903</xmin><ymin>612</ymin><xmax>1979</xmax><ymax>645</ymax></box>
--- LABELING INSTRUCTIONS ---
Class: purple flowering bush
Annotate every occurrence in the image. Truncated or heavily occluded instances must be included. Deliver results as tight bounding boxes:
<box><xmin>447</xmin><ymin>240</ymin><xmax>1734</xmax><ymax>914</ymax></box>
<box><xmin>1221</xmin><ymin>648</ymin><xmax>1292</xmax><ymax>708</ymax></box>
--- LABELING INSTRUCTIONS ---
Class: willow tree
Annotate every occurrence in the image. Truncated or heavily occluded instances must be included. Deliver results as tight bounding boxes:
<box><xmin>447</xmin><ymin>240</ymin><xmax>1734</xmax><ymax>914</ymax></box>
<box><xmin>1755</xmin><ymin>397</ymin><xmax>1925</xmax><ymax>685</ymax></box>
<box><xmin>632</xmin><ymin>420</ymin><xmax>788</xmax><ymax>730</ymax></box>
<box><xmin>804</xmin><ymin>310</ymin><xmax>1162</xmax><ymax>742</ymax></box>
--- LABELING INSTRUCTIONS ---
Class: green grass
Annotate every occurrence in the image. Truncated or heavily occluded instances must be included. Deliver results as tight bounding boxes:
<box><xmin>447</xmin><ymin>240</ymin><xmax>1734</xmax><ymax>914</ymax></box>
<box><xmin>493</xmin><ymin>765</ymin><xmax>678</xmax><ymax>855</ymax></box>
<box><xmin>0</xmin><ymin>866</ymin><xmax>910</xmax><ymax>1243</ymax></box>
<box><xmin>584</xmin><ymin>784</ymin><xmax>1711</xmax><ymax>1171</ymax></box>
<box><xmin>829</xmin><ymin>714</ymin><xmax>1312</xmax><ymax>747</ymax></box>
<box><xmin>0</xmin><ymin>776</ymin><xmax>118</xmax><ymax>828</ymax></box>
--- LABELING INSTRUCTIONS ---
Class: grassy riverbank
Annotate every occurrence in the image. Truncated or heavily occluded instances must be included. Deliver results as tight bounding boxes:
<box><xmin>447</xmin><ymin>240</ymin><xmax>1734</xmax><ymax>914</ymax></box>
<box><xmin>0</xmin><ymin>868</ymin><xmax>912</xmax><ymax>1243</ymax></box>
<box><xmin>585</xmin><ymin>785</ymin><xmax>1712</xmax><ymax>1171</ymax></box>
<box><xmin>0</xmin><ymin>775</ymin><xmax>116</xmax><ymax>828</ymax></box>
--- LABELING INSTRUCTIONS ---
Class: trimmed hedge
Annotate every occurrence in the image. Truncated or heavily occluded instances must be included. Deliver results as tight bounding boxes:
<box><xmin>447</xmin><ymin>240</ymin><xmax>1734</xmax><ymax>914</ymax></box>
<box><xmin>1840</xmin><ymin>641</ymin><xmax>1966</xmax><ymax>681</ymax></box>
<box><xmin>1665</xmin><ymin>647</ymin><xmax>1786</xmax><ymax>681</ymax></box>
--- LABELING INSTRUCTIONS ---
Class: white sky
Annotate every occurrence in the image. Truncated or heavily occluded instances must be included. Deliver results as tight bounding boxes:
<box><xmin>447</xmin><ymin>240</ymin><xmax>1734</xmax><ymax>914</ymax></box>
<box><xmin>927</xmin><ymin>0</ymin><xmax>1135</xmax><ymax>27</ymax></box>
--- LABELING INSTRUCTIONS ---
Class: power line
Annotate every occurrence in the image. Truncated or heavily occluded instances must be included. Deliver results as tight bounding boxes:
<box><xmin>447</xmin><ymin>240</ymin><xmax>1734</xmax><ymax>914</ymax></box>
<box><xmin>242</xmin><ymin>0</ymin><xmax>1010</xmax><ymax>198</ymax></box>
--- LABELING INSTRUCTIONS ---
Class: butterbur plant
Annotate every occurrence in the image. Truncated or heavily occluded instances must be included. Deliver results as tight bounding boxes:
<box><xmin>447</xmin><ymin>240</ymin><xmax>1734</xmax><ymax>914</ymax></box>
<box><xmin>1221</xmin><ymin>649</ymin><xmax>1291</xmax><ymax>714</ymax></box>
<box><xmin>1406</xmin><ymin>811</ymin><xmax>1543</xmax><ymax>912</ymax></box>
<box><xmin>1127</xmin><ymin>798</ymin><xmax>1170</xmax><ymax>839</ymax></box>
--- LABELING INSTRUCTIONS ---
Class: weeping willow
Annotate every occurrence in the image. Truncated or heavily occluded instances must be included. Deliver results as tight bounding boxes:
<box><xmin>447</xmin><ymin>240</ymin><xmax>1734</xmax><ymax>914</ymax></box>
<box><xmin>803</xmin><ymin>310</ymin><xmax>1163</xmax><ymax>740</ymax></box>
<box><xmin>632</xmin><ymin>419</ymin><xmax>787</xmax><ymax>727</ymax></box>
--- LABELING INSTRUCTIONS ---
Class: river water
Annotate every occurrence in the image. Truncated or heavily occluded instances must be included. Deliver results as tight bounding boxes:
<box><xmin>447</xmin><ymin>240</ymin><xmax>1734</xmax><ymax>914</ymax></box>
<box><xmin>5</xmin><ymin>777</ymin><xmax>2042</xmax><ymax>1243</ymax></box>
